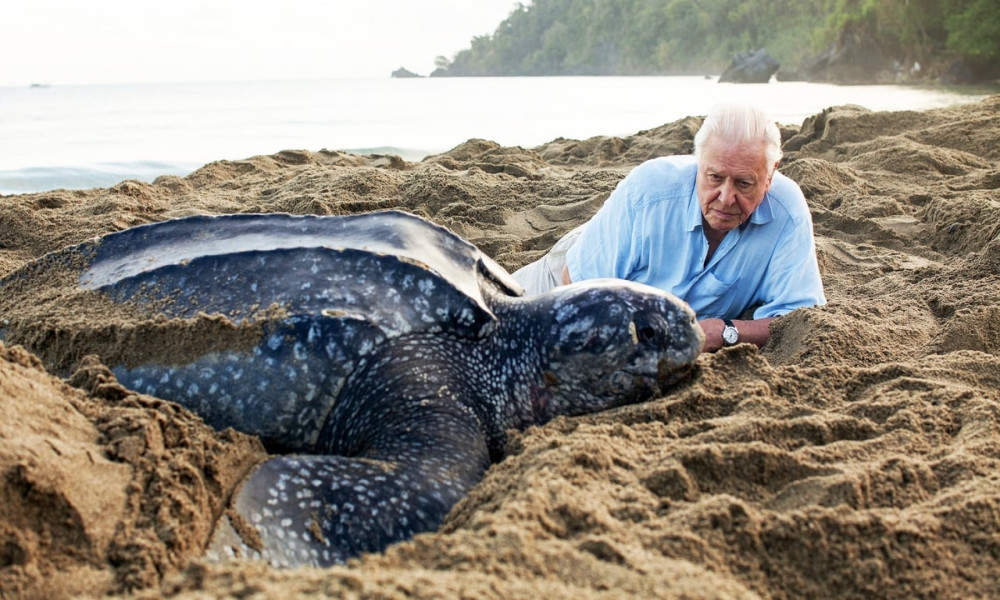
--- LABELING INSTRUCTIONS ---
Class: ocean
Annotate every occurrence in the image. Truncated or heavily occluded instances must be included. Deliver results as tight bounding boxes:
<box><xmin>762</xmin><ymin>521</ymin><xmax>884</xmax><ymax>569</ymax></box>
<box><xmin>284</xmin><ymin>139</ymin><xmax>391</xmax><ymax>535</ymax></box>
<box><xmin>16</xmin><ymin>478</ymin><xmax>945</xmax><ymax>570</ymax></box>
<box><xmin>1</xmin><ymin>76</ymin><xmax>993</xmax><ymax>195</ymax></box>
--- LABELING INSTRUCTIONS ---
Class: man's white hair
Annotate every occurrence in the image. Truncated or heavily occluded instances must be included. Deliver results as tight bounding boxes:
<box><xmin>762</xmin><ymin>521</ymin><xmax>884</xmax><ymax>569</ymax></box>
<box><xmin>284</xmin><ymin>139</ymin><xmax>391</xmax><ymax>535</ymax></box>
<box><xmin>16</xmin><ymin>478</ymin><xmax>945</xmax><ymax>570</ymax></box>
<box><xmin>693</xmin><ymin>103</ymin><xmax>783</xmax><ymax>168</ymax></box>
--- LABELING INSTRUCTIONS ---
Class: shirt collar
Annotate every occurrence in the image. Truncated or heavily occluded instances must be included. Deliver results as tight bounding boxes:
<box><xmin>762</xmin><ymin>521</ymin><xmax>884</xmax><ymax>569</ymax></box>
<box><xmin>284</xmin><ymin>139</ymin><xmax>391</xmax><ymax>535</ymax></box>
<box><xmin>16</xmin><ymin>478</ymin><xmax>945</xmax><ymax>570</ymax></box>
<box><xmin>686</xmin><ymin>186</ymin><xmax>704</xmax><ymax>232</ymax></box>
<box><xmin>749</xmin><ymin>193</ymin><xmax>773</xmax><ymax>225</ymax></box>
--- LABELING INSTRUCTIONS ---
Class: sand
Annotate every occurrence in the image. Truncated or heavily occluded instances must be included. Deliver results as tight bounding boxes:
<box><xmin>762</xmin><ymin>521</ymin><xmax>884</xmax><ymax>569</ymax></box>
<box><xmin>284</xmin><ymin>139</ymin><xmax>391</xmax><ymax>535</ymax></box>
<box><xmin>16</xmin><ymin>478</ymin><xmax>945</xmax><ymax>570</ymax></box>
<box><xmin>1</xmin><ymin>96</ymin><xmax>999</xmax><ymax>599</ymax></box>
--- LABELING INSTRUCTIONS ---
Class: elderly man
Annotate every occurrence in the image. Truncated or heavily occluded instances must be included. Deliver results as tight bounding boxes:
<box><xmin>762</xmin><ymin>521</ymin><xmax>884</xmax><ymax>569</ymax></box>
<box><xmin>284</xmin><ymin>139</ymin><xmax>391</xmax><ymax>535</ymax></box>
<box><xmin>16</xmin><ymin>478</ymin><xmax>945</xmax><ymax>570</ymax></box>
<box><xmin>513</xmin><ymin>103</ymin><xmax>825</xmax><ymax>352</ymax></box>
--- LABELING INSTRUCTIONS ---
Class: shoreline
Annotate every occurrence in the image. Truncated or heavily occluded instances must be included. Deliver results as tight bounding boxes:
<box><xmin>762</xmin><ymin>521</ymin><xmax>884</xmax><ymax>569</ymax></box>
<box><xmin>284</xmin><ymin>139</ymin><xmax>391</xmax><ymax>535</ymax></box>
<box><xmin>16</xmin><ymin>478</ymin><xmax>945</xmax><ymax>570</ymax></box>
<box><xmin>3</xmin><ymin>78</ymin><xmax>996</xmax><ymax>198</ymax></box>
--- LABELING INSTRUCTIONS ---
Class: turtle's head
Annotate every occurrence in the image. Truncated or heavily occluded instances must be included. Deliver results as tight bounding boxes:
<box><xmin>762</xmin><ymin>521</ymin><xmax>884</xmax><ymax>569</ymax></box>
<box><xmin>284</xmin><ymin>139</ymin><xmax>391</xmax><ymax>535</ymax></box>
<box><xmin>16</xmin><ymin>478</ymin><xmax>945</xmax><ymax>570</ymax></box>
<box><xmin>525</xmin><ymin>279</ymin><xmax>703</xmax><ymax>423</ymax></box>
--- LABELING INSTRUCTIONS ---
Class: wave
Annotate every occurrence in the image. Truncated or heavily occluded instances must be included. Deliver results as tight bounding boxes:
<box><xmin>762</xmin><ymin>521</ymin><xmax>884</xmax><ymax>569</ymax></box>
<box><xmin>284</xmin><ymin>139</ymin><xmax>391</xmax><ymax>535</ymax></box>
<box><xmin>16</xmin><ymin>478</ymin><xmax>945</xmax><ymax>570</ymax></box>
<box><xmin>341</xmin><ymin>146</ymin><xmax>436</xmax><ymax>161</ymax></box>
<box><xmin>0</xmin><ymin>148</ymin><xmax>438</xmax><ymax>196</ymax></box>
<box><xmin>0</xmin><ymin>161</ymin><xmax>202</xmax><ymax>195</ymax></box>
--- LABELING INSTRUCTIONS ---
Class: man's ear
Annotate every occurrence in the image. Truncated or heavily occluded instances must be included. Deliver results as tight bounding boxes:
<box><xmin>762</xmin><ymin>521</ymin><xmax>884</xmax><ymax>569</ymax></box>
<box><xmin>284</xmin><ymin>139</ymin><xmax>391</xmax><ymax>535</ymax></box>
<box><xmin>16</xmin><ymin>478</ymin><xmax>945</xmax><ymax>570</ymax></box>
<box><xmin>765</xmin><ymin>161</ymin><xmax>779</xmax><ymax>191</ymax></box>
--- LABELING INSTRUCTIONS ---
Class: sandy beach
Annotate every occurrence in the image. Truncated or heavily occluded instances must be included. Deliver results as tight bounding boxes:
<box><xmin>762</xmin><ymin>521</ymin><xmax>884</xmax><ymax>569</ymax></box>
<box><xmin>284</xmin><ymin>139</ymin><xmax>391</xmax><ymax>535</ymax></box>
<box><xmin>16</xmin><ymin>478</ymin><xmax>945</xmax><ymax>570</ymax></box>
<box><xmin>1</xmin><ymin>96</ymin><xmax>999</xmax><ymax>599</ymax></box>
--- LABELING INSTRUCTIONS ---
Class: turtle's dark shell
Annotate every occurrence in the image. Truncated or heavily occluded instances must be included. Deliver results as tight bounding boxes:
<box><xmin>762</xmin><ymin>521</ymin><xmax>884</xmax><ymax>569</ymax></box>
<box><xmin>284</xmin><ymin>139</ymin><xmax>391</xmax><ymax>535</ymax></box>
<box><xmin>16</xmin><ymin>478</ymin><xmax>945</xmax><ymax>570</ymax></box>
<box><xmin>2</xmin><ymin>211</ymin><xmax>520</xmax><ymax>450</ymax></box>
<box><xmin>79</xmin><ymin>211</ymin><xmax>522</xmax><ymax>332</ymax></box>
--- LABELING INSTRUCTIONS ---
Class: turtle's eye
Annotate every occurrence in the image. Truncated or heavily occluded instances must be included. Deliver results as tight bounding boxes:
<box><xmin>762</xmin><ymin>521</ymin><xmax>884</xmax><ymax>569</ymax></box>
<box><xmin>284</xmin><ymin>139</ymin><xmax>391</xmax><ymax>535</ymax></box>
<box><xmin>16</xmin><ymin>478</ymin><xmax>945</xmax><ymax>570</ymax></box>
<box><xmin>631</xmin><ymin>313</ymin><xmax>669</xmax><ymax>347</ymax></box>
<box><xmin>636</xmin><ymin>325</ymin><xmax>658</xmax><ymax>343</ymax></box>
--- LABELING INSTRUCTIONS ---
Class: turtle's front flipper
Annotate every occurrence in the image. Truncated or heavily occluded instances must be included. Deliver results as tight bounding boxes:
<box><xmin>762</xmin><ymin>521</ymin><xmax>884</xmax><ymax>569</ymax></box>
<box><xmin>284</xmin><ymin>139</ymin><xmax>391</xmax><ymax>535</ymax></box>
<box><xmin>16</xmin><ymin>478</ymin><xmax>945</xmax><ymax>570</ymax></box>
<box><xmin>208</xmin><ymin>402</ymin><xmax>490</xmax><ymax>568</ymax></box>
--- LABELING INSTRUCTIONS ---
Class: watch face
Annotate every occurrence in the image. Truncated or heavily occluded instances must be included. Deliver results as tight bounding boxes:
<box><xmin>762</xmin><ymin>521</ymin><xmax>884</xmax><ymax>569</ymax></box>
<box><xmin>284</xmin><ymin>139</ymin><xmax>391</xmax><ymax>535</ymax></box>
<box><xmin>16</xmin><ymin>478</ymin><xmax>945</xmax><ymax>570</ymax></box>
<box><xmin>723</xmin><ymin>326</ymin><xmax>739</xmax><ymax>345</ymax></box>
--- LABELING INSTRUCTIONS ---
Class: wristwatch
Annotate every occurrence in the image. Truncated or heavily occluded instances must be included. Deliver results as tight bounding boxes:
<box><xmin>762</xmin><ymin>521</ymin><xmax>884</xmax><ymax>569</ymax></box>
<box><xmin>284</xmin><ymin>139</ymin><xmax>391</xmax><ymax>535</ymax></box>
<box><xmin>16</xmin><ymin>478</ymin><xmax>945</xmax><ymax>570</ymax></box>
<box><xmin>722</xmin><ymin>319</ymin><xmax>739</xmax><ymax>347</ymax></box>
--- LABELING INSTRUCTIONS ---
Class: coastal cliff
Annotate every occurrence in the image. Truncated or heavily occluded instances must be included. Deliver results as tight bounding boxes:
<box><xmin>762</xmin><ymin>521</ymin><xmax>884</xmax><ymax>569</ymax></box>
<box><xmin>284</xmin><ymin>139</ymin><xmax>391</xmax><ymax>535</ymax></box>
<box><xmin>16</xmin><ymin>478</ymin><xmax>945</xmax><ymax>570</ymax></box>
<box><xmin>428</xmin><ymin>0</ymin><xmax>999</xmax><ymax>84</ymax></box>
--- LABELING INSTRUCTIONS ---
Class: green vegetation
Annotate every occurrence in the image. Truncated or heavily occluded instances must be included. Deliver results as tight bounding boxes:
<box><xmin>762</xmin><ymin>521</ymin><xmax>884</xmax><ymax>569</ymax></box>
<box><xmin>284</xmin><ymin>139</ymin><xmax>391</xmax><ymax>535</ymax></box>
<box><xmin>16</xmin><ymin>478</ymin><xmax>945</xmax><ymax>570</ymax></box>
<box><xmin>433</xmin><ymin>0</ymin><xmax>999</xmax><ymax>79</ymax></box>
<box><xmin>946</xmin><ymin>0</ymin><xmax>1000</xmax><ymax>61</ymax></box>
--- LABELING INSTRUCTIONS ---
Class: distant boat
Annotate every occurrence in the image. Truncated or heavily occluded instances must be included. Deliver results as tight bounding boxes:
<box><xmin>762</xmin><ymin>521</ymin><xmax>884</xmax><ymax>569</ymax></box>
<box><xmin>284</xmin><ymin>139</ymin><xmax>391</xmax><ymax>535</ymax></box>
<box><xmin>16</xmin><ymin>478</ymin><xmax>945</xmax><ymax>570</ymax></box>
<box><xmin>30</xmin><ymin>83</ymin><xmax>51</xmax><ymax>88</ymax></box>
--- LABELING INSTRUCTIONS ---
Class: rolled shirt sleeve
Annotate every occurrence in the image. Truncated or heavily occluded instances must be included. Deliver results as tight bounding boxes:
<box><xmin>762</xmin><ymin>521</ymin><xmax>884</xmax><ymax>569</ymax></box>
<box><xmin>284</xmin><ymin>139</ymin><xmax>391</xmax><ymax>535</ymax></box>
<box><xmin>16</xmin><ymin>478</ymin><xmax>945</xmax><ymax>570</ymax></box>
<box><xmin>566</xmin><ymin>174</ymin><xmax>643</xmax><ymax>282</ymax></box>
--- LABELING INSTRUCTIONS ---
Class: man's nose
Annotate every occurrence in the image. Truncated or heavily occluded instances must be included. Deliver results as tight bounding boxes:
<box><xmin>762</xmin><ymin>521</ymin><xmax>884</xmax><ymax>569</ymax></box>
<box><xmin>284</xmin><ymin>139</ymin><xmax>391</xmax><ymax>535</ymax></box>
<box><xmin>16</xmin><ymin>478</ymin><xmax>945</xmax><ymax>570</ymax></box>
<box><xmin>718</xmin><ymin>179</ymin><xmax>737</xmax><ymax>206</ymax></box>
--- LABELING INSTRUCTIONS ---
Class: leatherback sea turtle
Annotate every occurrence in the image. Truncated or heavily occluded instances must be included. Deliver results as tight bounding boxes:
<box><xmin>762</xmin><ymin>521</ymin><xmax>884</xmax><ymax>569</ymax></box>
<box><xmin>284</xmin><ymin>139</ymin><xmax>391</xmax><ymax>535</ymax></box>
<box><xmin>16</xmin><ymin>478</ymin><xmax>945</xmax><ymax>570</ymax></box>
<box><xmin>0</xmin><ymin>210</ymin><xmax>703</xmax><ymax>568</ymax></box>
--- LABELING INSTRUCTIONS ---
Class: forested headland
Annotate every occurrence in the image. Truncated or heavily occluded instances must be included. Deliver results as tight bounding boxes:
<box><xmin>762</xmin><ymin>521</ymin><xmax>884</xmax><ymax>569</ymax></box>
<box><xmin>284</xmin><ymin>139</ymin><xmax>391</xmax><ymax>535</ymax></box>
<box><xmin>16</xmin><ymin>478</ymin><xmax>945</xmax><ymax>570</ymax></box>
<box><xmin>427</xmin><ymin>0</ymin><xmax>999</xmax><ymax>84</ymax></box>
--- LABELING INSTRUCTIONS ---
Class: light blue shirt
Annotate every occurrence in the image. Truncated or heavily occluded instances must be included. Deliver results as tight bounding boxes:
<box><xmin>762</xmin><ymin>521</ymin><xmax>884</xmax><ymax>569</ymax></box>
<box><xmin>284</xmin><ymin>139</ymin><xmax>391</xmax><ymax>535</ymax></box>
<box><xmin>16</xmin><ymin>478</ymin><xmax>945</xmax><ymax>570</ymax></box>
<box><xmin>566</xmin><ymin>155</ymin><xmax>826</xmax><ymax>319</ymax></box>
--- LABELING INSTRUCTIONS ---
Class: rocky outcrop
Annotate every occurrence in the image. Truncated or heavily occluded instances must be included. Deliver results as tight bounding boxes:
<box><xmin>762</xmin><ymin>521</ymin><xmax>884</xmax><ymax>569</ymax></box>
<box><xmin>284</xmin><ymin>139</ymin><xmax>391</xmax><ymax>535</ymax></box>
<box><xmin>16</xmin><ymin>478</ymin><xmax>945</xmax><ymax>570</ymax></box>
<box><xmin>780</xmin><ymin>22</ymin><xmax>898</xmax><ymax>84</ymax></box>
<box><xmin>391</xmin><ymin>67</ymin><xmax>422</xmax><ymax>78</ymax></box>
<box><xmin>718</xmin><ymin>48</ymin><xmax>780</xmax><ymax>83</ymax></box>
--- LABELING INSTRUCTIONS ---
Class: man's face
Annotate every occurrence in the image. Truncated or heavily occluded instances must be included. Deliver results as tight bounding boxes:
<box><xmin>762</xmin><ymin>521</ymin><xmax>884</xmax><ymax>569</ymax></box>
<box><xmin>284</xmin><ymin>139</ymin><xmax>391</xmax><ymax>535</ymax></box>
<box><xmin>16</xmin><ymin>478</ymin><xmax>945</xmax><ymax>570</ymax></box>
<box><xmin>696</xmin><ymin>137</ymin><xmax>776</xmax><ymax>235</ymax></box>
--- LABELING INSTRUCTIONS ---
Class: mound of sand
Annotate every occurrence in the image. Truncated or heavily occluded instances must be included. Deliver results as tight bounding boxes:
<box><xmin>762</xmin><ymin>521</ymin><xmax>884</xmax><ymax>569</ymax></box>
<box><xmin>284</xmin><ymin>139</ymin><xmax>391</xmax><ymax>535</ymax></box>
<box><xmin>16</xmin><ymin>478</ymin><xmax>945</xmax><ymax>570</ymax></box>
<box><xmin>0</xmin><ymin>95</ymin><xmax>998</xmax><ymax>599</ymax></box>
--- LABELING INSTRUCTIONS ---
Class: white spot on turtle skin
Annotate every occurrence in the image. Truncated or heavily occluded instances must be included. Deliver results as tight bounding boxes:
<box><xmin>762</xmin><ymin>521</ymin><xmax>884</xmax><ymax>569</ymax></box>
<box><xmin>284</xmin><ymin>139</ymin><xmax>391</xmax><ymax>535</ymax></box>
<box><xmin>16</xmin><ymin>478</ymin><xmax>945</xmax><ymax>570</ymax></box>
<box><xmin>457</xmin><ymin>307</ymin><xmax>476</xmax><ymax>326</ymax></box>
<box><xmin>561</xmin><ymin>315</ymin><xmax>596</xmax><ymax>340</ymax></box>
<box><xmin>268</xmin><ymin>334</ymin><xmax>283</xmax><ymax>351</ymax></box>
<box><xmin>413</xmin><ymin>296</ymin><xmax>431</xmax><ymax>320</ymax></box>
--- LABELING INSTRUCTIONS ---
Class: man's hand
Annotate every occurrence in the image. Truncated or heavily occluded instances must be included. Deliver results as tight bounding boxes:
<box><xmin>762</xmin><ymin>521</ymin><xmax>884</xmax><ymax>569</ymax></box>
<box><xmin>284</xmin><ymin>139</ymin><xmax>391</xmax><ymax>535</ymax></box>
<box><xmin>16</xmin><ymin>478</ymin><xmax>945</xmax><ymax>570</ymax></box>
<box><xmin>698</xmin><ymin>318</ymin><xmax>726</xmax><ymax>352</ymax></box>
<box><xmin>697</xmin><ymin>317</ymin><xmax>776</xmax><ymax>352</ymax></box>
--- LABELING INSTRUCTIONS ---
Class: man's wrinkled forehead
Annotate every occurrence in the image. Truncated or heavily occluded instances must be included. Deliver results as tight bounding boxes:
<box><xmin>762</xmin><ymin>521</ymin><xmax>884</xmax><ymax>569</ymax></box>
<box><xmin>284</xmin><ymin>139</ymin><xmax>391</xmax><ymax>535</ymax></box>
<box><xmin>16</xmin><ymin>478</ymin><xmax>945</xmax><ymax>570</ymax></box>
<box><xmin>697</xmin><ymin>137</ymin><xmax>771</xmax><ymax>176</ymax></box>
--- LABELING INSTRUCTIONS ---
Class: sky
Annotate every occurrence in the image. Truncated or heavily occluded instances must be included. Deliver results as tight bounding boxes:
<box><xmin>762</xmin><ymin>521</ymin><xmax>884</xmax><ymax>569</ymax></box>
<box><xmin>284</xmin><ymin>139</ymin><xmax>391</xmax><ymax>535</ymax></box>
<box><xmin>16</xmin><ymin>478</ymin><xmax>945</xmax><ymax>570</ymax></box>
<box><xmin>0</xmin><ymin>0</ymin><xmax>521</xmax><ymax>86</ymax></box>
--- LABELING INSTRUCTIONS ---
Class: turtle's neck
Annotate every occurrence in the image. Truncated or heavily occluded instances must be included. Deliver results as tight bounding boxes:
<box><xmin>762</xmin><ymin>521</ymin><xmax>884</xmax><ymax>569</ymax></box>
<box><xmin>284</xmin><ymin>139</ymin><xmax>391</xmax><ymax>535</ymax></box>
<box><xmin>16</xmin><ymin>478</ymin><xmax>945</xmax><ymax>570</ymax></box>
<box><xmin>315</xmin><ymin>297</ymin><xmax>549</xmax><ymax>462</ymax></box>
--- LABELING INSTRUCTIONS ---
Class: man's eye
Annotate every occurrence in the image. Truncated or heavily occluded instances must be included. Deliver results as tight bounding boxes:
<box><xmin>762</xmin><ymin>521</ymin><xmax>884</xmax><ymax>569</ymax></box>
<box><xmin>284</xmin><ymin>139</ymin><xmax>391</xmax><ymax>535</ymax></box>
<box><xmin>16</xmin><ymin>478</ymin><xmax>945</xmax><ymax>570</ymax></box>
<box><xmin>738</xmin><ymin>180</ymin><xmax>753</xmax><ymax>188</ymax></box>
